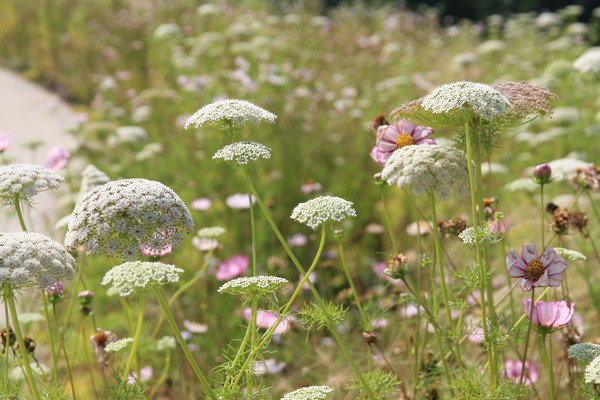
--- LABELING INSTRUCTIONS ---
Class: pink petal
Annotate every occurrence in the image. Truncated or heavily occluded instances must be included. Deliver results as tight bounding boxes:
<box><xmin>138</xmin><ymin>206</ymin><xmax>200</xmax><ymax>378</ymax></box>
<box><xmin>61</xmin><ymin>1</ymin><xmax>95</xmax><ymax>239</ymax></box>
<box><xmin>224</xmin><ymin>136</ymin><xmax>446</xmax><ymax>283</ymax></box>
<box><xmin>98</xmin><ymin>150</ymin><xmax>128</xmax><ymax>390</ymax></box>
<box><xmin>397</xmin><ymin>121</ymin><xmax>416</xmax><ymax>134</ymax></box>
<box><xmin>411</xmin><ymin>126</ymin><xmax>433</xmax><ymax>141</ymax></box>
<box><xmin>523</xmin><ymin>298</ymin><xmax>533</xmax><ymax>320</ymax></box>
<box><xmin>520</xmin><ymin>244</ymin><xmax>539</xmax><ymax>264</ymax></box>
<box><xmin>506</xmin><ymin>249</ymin><xmax>528</xmax><ymax>278</ymax></box>
<box><xmin>369</xmin><ymin>146</ymin><xmax>387</xmax><ymax>167</ymax></box>
<box><xmin>553</xmin><ymin>302</ymin><xmax>575</xmax><ymax>327</ymax></box>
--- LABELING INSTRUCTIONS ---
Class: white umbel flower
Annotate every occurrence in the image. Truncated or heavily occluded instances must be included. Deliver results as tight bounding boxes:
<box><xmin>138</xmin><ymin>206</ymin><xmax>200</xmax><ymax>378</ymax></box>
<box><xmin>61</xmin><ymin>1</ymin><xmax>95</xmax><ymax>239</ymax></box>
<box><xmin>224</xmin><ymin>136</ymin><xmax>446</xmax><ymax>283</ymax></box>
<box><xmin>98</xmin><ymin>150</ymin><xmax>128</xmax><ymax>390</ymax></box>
<box><xmin>213</xmin><ymin>141</ymin><xmax>271</xmax><ymax>164</ymax></box>
<box><xmin>554</xmin><ymin>248</ymin><xmax>587</xmax><ymax>261</ymax></box>
<box><xmin>105</xmin><ymin>338</ymin><xmax>134</xmax><ymax>353</ymax></box>
<box><xmin>78</xmin><ymin>165</ymin><xmax>110</xmax><ymax>199</ymax></box>
<box><xmin>281</xmin><ymin>385</ymin><xmax>333</xmax><ymax>400</ymax></box>
<box><xmin>421</xmin><ymin>81</ymin><xmax>511</xmax><ymax>123</ymax></box>
<box><xmin>65</xmin><ymin>178</ymin><xmax>194</xmax><ymax>260</ymax></box>
<box><xmin>573</xmin><ymin>48</ymin><xmax>600</xmax><ymax>77</ymax></box>
<box><xmin>291</xmin><ymin>196</ymin><xmax>356</xmax><ymax>231</ymax></box>
<box><xmin>185</xmin><ymin>99</ymin><xmax>277</xmax><ymax>129</ymax></box>
<box><xmin>568</xmin><ymin>343</ymin><xmax>600</xmax><ymax>363</ymax></box>
<box><xmin>585</xmin><ymin>355</ymin><xmax>600</xmax><ymax>383</ymax></box>
<box><xmin>102</xmin><ymin>261</ymin><xmax>184</xmax><ymax>296</ymax></box>
<box><xmin>218</xmin><ymin>276</ymin><xmax>289</xmax><ymax>296</ymax></box>
<box><xmin>382</xmin><ymin>145</ymin><xmax>471</xmax><ymax>201</ymax></box>
<box><xmin>0</xmin><ymin>163</ymin><xmax>64</xmax><ymax>203</ymax></box>
<box><xmin>0</xmin><ymin>232</ymin><xmax>77</xmax><ymax>290</ymax></box>
<box><xmin>197</xmin><ymin>226</ymin><xmax>226</xmax><ymax>238</ymax></box>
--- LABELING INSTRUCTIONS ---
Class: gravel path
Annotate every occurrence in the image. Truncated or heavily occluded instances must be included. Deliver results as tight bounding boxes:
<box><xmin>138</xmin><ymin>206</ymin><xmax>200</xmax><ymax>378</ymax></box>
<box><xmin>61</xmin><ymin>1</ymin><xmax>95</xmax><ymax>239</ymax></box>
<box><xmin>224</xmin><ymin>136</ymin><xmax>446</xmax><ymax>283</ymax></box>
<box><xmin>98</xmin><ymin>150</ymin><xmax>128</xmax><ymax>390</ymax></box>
<box><xmin>0</xmin><ymin>67</ymin><xmax>77</xmax><ymax>234</ymax></box>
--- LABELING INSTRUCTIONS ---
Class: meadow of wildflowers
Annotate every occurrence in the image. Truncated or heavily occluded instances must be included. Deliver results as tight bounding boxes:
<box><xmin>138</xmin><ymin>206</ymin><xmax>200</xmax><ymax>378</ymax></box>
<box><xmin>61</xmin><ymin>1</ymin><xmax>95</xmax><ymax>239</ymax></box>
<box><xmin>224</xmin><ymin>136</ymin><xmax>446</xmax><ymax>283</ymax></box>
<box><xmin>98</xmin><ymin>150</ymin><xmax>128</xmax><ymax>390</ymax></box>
<box><xmin>1</xmin><ymin>1</ymin><xmax>600</xmax><ymax>399</ymax></box>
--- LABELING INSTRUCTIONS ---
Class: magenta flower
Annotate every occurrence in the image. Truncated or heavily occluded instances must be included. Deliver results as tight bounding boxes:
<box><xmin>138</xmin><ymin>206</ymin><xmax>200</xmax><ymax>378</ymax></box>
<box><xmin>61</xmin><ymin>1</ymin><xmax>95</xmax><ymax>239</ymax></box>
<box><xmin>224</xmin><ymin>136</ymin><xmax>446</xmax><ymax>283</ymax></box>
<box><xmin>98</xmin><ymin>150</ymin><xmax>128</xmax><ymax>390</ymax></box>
<box><xmin>0</xmin><ymin>133</ymin><xmax>12</xmax><ymax>152</ymax></box>
<box><xmin>533</xmin><ymin>163</ymin><xmax>552</xmax><ymax>185</ymax></box>
<box><xmin>523</xmin><ymin>298</ymin><xmax>575</xmax><ymax>330</ymax></box>
<box><xmin>45</xmin><ymin>146</ymin><xmax>70</xmax><ymax>170</ymax></box>
<box><xmin>216</xmin><ymin>254</ymin><xmax>249</xmax><ymax>280</ymax></box>
<box><xmin>241</xmin><ymin>308</ymin><xmax>293</xmax><ymax>335</ymax></box>
<box><xmin>370</xmin><ymin>120</ymin><xmax>436</xmax><ymax>167</ymax></box>
<box><xmin>504</xmin><ymin>359</ymin><xmax>538</xmax><ymax>385</ymax></box>
<box><xmin>506</xmin><ymin>244</ymin><xmax>568</xmax><ymax>291</ymax></box>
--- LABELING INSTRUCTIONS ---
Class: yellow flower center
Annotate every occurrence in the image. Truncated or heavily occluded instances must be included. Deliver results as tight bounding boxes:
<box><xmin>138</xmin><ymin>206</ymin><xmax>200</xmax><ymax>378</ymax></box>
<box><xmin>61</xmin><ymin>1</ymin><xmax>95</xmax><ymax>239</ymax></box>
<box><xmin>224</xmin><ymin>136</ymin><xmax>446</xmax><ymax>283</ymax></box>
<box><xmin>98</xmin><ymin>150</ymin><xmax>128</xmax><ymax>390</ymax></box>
<box><xmin>396</xmin><ymin>134</ymin><xmax>414</xmax><ymax>149</ymax></box>
<box><xmin>526</xmin><ymin>258</ymin><xmax>544</xmax><ymax>278</ymax></box>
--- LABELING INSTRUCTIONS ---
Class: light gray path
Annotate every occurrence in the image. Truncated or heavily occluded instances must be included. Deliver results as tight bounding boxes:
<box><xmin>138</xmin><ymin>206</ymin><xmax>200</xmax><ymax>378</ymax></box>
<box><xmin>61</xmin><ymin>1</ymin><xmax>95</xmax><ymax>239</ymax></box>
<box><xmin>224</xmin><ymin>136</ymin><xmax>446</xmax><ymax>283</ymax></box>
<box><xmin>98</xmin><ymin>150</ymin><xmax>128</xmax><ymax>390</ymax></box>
<box><xmin>0</xmin><ymin>67</ymin><xmax>77</xmax><ymax>234</ymax></box>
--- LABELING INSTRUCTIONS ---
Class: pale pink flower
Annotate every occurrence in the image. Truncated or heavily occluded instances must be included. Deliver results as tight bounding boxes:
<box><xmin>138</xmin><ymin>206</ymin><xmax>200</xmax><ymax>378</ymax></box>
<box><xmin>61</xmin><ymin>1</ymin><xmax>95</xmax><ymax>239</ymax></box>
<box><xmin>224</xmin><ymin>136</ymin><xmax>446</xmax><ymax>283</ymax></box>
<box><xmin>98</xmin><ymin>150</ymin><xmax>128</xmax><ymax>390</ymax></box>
<box><xmin>45</xmin><ymin>146</ymin><xmax>70</xmax><ymax>170</ymax></box>
<box><xmin>192</xmin><ymin>237</ymin><xmax>219</xmax><ymax>251</ymax></box>
<box><xmin>191</xmin><ymin>198</ymin><xmax>212</xmax><ymax>211</ymax></box>
<box><xmin>127</xmin><ymin>366</ymin><xmax>153</xmax><ymax>384</ymax></box>
<box><xmin>467</xmin><ymin>326</ymin><xmax>485</xmax><ymax>344</ymax></box>
<box><xmin>504</xmin><ymin>359</ymin><xmax>538</xmax><ymax>385</ymax></box>
<box><xmin>487</xmin><ymin>219</ymin><xmax>509</xmax><ymax>235</ymax></box>
<box><xmin>301</xmin><ymin>181</ymin><xmax>323</xmax><ymax>195</ymax></box>
<box><xmin>183</xmin><ymin>320</ymin><xmax>208</xmax><ymax>334</ymax></box>
<box><xmin>523</xmin><ymin>299</ymin><xmax>575</xmax><ymax>330</ymax></box>
<box><xmin>0</xmin><ymin>133</ymin><xmax>12</xmax><ymax>152</ymax></box>
<box><xmin>371</xmin><ymin>318</ymin><xmax>388</xmax><ymax>329</ymax></box>
<box><xmin>216</xmin><ymin>254</ymin><xmax>249</xmax><ymax>280</ymax></box>
<box><xmin>287</xmin><ymin>233</ymin><xmax>307</xmax><ymax>247</ymax></box>
<box><xmin>373</xmin><ymin>262</ymin><xmax>396</xmax><ymax>283</ymax></box>
<box><xmin>241</xmin><ymin>308</ymin><xmax>292</xmax><ymax>335</ymax></box>
<box><xmin>226</xmin><ymin>193</ymin><xmax>256</xmax><ymax>209</ymax></box>
<box><xmin>506</xmin><ymin>244</ymin><xmax>568</xmax><ymax>291</ymax></box>
<box><xmin>297</xmin><ymin>271</ymin><xmax>317</xmax><ymax>290</ymax></box>
<box><xmin>370</xmin><ymin>120</ymin><xmax>436</xmax><ymax>167</ymax></box>
<box><xmin>254</xmin><ymin>358</ymin><xmax>286</xmax><ymax>376</ymax></box>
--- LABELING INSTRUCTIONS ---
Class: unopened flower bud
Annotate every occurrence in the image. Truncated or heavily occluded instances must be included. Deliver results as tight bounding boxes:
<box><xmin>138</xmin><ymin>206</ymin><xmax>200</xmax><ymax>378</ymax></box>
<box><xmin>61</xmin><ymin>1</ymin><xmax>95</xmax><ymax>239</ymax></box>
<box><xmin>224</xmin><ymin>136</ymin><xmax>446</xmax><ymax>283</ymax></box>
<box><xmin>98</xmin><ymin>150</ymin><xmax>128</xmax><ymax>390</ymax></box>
<box><xmin>372</xmin><ymin>172</ymin><xmax>385</xmax><ymax>185</ymax></box>
<box><xmin>78</xmin><ymin>290</ymin><xmax>94</xmax><ymax>306</ymax></box>
<box><xmin>361</xmin><ymin>331</ymin><xmax>378</xmax><ymax>344</ymax></box>
<box><xmin>533</xmin><ymin>163</ymin><xmax>552</xmax><ymax>185</ymax></box>
<box><xmin>80</xmin><ymin>306</ymin><xmax>94</xmax><ymax>317</ymax></box>
<box><xmin>385</xmin><ymin>253</ymin><xmax>409</xmax><ymax>279</ymax></box>
<box><xmin>333</xmin><ymin>229</ymin><xmax>346</xmax><ymax>239</ymax></box>
<box><xmin>45</xmin><ymin>282</ymin><xmax>64</xmax><ymax>304</ymax></box>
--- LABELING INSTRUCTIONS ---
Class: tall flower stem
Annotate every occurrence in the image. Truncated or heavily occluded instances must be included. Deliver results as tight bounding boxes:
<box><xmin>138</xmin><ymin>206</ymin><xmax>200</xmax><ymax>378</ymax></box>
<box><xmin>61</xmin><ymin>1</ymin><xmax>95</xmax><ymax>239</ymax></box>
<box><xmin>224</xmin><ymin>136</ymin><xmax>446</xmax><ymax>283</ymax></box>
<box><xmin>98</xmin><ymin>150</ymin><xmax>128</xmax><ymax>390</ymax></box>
<box><xmin>246</xmin><ymin>178</ymin><xmax>376</xmax><ymax>397</ymax></box>
<box><xmin>242</xmin><ymin>169</ymin><xmax>258</xmax><ymax>276</ymax></box>
<box><xmin>3</xmin><ymin>300</ymin><xmax>10</xmax><ymax>385</ymax></box>
<box><xmin>51</xmin><ymin>303</ymin><xmax>77</xmax><ymax>400</ymax></box>
<box><xmin>520</xmin><ymin>288</ymin><xmax>536</xmax><ymax>385</ymax></box>
<box><xmin>338</xmin><ymin>241</ymin><xmax>370</xmax><ymax>330</ymax></box>
<box><xmin>13</xmin><ymin>194</ymin><xmax>28</xmax><ymax>232</ymax></box>
<box><xmin>4</xmin><ymin>285</ymin><xmax>41</xmax><ymax>400</ymax></box>
<box><xmin>540</xmin><ymin>184</ymin><xmax>546</xmax><ymax>247</ymax></box>
<box><xmin>153</xmin><ymin>285</ymin><xmax>216</xmax><ymax>400</ymax></box>
<box><xmin>122</xmin><ymin>295</ymin><xmax>145</xmax><ymax>384</ymax></box>
<box><xmin>41</xmin><ymin>294</ymin><xmax>59</xmax><ymax>382</ymax></box>
<box><xmin>541</xmin><ymin>333</ymin><xmax>556</xmax><ymax>400</ymax></box>
<box><xmin>378</xmin><ymin>185</ymin><xmax>399</xmax><ymax>254</ymax></box>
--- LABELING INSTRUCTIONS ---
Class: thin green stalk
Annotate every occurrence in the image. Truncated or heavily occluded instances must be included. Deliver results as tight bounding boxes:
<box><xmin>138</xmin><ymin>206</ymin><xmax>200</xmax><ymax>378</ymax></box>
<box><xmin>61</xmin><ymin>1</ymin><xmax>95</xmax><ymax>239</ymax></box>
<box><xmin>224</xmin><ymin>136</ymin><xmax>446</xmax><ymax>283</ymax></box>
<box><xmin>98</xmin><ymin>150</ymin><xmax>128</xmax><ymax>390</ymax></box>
<box><xmin>149</xmin><ymin>351</ymin><xmax>171</xmax><ymax>399</ymax></box>
<box><xmin>41</xmin><ymin>295</ymin><xmax>59</xmax><ymax>382</ymax></box>
<box><xmin>121</xmin><ymin>297</ymin><xmax>135</xmax><ymax>337</ymax></box>
<box><xmin>153</xmin><ymin>285</ymin><xmax>216</xmax><ymax>400</ymax></box>
<box><xmin>5</xmin><ymin>286</ymin><xmax>41</xmax><ymax>400</ymax></box>
<box><xmin>52</xmin><ymin>303</ymin><xmax>77</xmax><ymax>400</ymax></box>
<box><xmin>122</xmin><ymin>295</ymin><xmax>145</xmax><ymax>384</ymax></box>
<box><xmin>13</xmin><ymin>194</ymin><xmax>28</xmax><ymax>232</ymax></box>
<box><xmin>79</xmin><ymin>318</ymin><xmax>100</xmax><ymax>400</ymax></box>
<box><xmin>540</xmin><ymin>184</ymin><xmax>546</xmax><ymax>247</ymax></box>
<box><xmin>3</xmin><ymin>298</ymin><xmax>10</xmax><ymax>386</ymax></box>
<box><xmin>520</xmin><ymin>288</ymin><xmax>536</xmax><ymax>385</ymax></box>
<box><xmin>243</xmin><ymin>169</ymin><xmax>258</xmax><ymax>276</ymax></box>
<box><xmin>586</xmin><ymin>190</ymin><xmax>600</xmax><ymax>225</ymax></box>
<box><xmin>245</xmin><ymin>297</ymin><xmax>259</xmax><ymax>390</ymax></box>
<box><xmin>379</xmin><ymin>185</ymin><xmax>399</xmax><ymax>254</ymax></box>
<box><xmin>542</xmin><ymin>333</ymin><xmax>556</xmax><ymax>400</ymax></box>
<box><xmin>338</xmin><ymin>242</ymin><xmax>370</xmax><ymax>330</ymax></box>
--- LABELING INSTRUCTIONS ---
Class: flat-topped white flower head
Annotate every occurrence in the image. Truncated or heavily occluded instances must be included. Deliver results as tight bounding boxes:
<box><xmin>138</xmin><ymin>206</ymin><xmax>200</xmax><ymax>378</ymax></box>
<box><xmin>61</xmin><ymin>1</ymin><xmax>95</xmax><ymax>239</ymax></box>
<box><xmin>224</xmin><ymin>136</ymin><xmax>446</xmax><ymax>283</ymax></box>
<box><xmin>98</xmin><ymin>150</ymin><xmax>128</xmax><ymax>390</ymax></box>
<box><xmin>569</xmin><ymin>343</ymin><xmax>600</xmax><ymax>363</ymax></box>
<box><xmin>185</xmin><ymin>99</ymin><xmax>277</xmax><ymax>129</ymax></box>
<box><xmin>65</xmin><ymin>178</ymin><xmax>194</xmax><ymax>260</ymax></box>
<box><xmin>197</xmin><ymin>226</ymin><xmax>226</xmax><ymax>238</ymax></box>
<box><xmin>0</xmin><ymin>232</ymin><xmax>77</xmax><ymax>290</ymax></box>
<box><xmin>382</xmin><ymin>145</ymin><xmax>470</xmax><ymax>201</ymax></box>
<box><xmin>101</xmin><ymin>261</ymin><xmax>184</xmax><ymax>296</ymax></box>
<box><xmin>574</xmin><ymin>48</ymin><xmax>600</xmax><ymax>77</ymax></box>
<box><xmin>291</xmin><ymin>196</ymin><xmax>356</xmax><ymax>231</ymax></box>
<box><xmin>585</xmin><ymin>355</ymin><xmax>600</xmax><ymax>384</ymax></box>
<box><xmin>218</xmin><ymin>276</ymin><xmax>289</xmax><ymax>297</ymax></box>
<box><xmin>105</xmin><ymin>338</ymin><xmax>134</xmax><ymax>353</ymax></box>
<box><xmin>213</xmin><ymin>141</ymin><xmax>271</xmax><ymax>165</ymax></box>
<box><xmin>0</xmin><ymin>163</ymin><xmax>64</xmax><ymax>204</ymax></box>
<box><xmin>421</xmin><ymin>81</ymin><xmax>511</xmax><ymax>123</ymax></box>
<box><xmin>79</xmin><ymin>165</ymin><xmax>110</xmax><ymax>199</ymax></box>
<box><xmin>281</xmin><ymin>385</ymin><xmax>333</xmax><ymax>400</ymax></box>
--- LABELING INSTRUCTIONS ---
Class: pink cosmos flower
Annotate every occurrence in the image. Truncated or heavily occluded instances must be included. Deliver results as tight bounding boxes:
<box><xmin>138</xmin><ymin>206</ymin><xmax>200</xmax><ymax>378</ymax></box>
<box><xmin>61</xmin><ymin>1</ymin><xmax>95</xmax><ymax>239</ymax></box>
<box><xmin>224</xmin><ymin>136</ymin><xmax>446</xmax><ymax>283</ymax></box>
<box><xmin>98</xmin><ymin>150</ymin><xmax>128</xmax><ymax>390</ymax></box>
<box><xmin>370</xmin><ymin>120</ymin><xmax>436</xmax><ymax>167</ymax></box>
<box><xmin>241</xmin><ymin>308</ymin><xmax>293</xmax><ymax>335</ymax></box>
<box><xmin>523</xmin><ymin>298</ymin><xmax>575</xmax><ymax>330</ymax></box>
<box><xmin>45</xmin><ymin>146</ymin><xmax>70</xmax><ymax>170</ymax></box>
<box><xmin>287</xmin><ymin>233</ymin><xmax>307</xmax><ymax>247</ymax></box>
<box><xmin>226</xmin><ymin>193</ymin><xmax>256</xmax><ymax>209</ymax></box>
<box><xmin>371</xmin><ymin>318</ymin><xmax>388</xmax><ymax>329</ymax></box>
<box><xmin>0</xmin><ymin>133</ymin><xmax>12</xmax><ymax>152</ymax></box>
<box><xmin>504</xmin><ymin>359</ymin><xmax>538</xmax><ymax>385</ymax></box>
<box><xmin>191</xmin><ymin>198</ymin><xmax>212</xmax><ymax>211</ymax></box>
<box><xmin>216</xmin><ymin>254</ymin><xmax>249</xmax><ymax>280</ymax></box>
<box><xmin>506</xmin><ymin>244</ymin><xmax>568</xmax><ymax>291</ymax></box>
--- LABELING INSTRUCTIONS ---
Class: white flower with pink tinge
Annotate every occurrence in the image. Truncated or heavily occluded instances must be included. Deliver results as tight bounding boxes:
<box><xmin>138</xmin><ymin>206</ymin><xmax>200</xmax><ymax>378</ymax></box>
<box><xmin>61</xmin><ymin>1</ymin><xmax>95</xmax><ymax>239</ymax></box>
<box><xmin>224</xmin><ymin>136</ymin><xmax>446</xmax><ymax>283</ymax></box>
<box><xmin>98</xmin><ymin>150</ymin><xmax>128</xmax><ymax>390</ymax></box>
<box><xmin>370</xmin><ymin>120</ymin><xmax>436</xmax><ymax>167</ymax></box>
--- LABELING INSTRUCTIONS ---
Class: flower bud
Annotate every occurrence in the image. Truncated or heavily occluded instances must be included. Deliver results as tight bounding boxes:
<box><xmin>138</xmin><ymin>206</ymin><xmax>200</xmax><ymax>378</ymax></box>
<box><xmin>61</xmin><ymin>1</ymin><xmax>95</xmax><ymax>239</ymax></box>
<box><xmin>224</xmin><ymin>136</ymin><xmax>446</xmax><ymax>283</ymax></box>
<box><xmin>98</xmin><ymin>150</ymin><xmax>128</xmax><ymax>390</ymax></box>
<box><xmin>533</xmin><ymin>163</ymin><xmax>552</xmax><ymax>185</ymax></box>
<box><xmin>78</xmin><ymin>290</ymin><xmax>94</xmax><ymax>306</ymax></box>
<box><xmin>372</xmin><ymin>172</ymin><xmax>386</xmax><ymax>186</ymax></box>
<box><xmin>332</xmin><ymin>229</ymin><xmax>346</xmax><ymax>239</ymax></box>
<box><xmin>45</xmin><ymin>282</ymin><xmax>64</xmax><ymax>304</ymax></box>
<box><xmin>385</xmin><ymin>253</ymin><xmax>409</xmax><ymax>280</ymax></box>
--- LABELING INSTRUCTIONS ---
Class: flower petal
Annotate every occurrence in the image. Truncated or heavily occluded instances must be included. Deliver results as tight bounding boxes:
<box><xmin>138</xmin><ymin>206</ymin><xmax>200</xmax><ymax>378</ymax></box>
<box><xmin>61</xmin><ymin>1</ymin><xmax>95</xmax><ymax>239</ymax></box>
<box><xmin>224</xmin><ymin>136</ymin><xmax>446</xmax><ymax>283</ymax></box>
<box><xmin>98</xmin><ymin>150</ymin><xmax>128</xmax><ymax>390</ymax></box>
<box><xmin>521</xmin><ymin>244</ymin><xmax>539</xmax><ymax>264</ymax></box>
<box><xmin>506</xmin><ymin>249</ymin><xmax>528</xmax><ymax>278</ymax></box>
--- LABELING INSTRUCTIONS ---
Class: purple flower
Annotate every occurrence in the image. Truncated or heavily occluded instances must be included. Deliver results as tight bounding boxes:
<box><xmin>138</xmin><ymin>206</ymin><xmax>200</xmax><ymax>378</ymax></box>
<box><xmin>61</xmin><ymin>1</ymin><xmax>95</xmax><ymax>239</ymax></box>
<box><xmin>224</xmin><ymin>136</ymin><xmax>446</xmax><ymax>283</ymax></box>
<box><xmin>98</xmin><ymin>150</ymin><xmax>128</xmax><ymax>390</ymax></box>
<box><xmin>216</xmin><ymin>254</ymin><xmax>249</xmax><ymax>280</ymax></box>
<box><xmin>0</xmin><ymin>133</ymin><xmax>12</xmax><ymax>152</ymax></box>
<box><xmin>533</xmin><ymin>163</ymin><xmax>552</xmax><ymax>185</ymax></box>
<box><xmin>504</xmin><ymin>359</ymin><xmax>538</xmax><ymax>385</ymax></box>
<box><xmin>44</xmin><ymin>146</ymin><xmax>70</xmax><ymax>170</ymax></box>
<box><xmin>506</xmin><ymin>244</ymin><xmax>568</xmax><ymax>291</ymax></box>
<box><xmin>523</xmin><ymin>299</ymin><xmax>575</xmax><ymax>330</ymax></box>
<box><xmin>191</xmin><ymin>197</ymin><xmax>212</xmax><ymax>211</ymax></box>
<box><xmin>370</xmin><ymin>120</ymin><xmax>436</xmax><ymax>167</ymax></box>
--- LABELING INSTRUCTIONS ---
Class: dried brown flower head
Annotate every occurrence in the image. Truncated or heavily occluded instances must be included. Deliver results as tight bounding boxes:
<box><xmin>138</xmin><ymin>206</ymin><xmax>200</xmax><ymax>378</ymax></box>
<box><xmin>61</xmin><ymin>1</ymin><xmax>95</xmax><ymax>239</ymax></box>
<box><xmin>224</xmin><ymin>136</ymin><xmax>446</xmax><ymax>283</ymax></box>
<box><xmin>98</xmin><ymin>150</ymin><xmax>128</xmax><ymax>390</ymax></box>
<box><xmin>437</xmin><ymin>217</ymin><xmax>468</xmax><ymax>237</ymax></box>
<box><xmin>546</xmin><ymin>202</ymin><xmax>588</xmax><ymax>235</ymax></box>
<box><xmin>572</xmin><ymin>163</ymin><xmax>600</xmax><ymax>192</ymax></box>
<box><xmin>90</xmin><ymin>328</ymin><xmax>118</xmax><ymax>366</ymax></box>
<box><xmin>491</xmin><ymin>81</ymin><xmax>558</xmax><ymax>121</ymax></box>
<box><xmin>362</xmin><ymin>331</ymin><xmax>378</xmax><ymax>344</ymax></box>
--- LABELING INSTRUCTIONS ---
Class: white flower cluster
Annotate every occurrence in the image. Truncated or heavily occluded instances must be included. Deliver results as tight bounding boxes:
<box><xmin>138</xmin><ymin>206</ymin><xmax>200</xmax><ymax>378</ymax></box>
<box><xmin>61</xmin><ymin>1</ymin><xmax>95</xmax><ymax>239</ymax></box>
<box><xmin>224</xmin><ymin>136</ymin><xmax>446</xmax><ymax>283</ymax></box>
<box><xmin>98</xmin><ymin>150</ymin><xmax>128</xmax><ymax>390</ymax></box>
<box><xmin>197</xmin><ymin>226</ymin><xmax>226</xmax><ymax>238</ymax></box>
<box><xmin>382</xmin><ymin>145</ymin><xmax>470</xmax><ymax>201</ymax></box>
<box><xmin>105</xmin><ymin>337</ymin><xmax>134</xmax><ymax>353</ymax></box>
<box><xmin>78</xmin><ymin>165</ymin><xmax>110</xmax><ymax>200</ymax></box>
<box><xmin>554</xmin><ymin>247</ymin><xmax>587</xmax><ymax>261</ymax></box>
<box><xmin>568</xmin><ymin>343</ymin><xmax>600</xmax><ymax>363</ymax></box>
<box><xmin>213</xmin><ymin>141</ymin><xmax>271</xmax><ymax>165</ymax></box>
<box><xmin>421</xmin><ymin>81</ymin><xmax>511</xmax><ymax>123</ymax></box>
<box><xmin>291</xmin><ymin>196</ymin><xmax>357</xmax><ymax>230</ymax></box>
<box><xmin>585</xmin><ymin>355</ymin><xmax>600</xmax><ymax>384</ymax></box>
<box><xmin>156</xmin><ymin>336</ymin><xmax>176</xmax><ymax>352</ymax></box>
<box><xmin>573</xmin><ymin>48</ymin><xmax>600</xmax><ymax>77</ymax></box>
<box><xmin>101</xmin><ymin>261</ymin><xmax>184</xmax><ymax>296</ymax></box>
<box><xmin>281</xmin><ymin>386</ymin><xmax>333</xmax><ymax>400</ymax></box>
<box><xmin>0</xmin><ymin>163</ymin><xmax>64</xmax><ymax>202</ymax></box>
<box><xmin>0</xmin><ymin>232</ymin><xmax>77</xmax><ymax>290</ymax></box>
<box><xmin>65</xmin><ymin>179</ymin><xmax>194</xmax><ymax>259</ymax></box>
<box><xmin>218</xmin><ymin>276</ymin><xmax>289</xmax><ymax>296</ymax></box>
<box><xmin>184</xmin><ymin>99</ymin><xmax>277</xmax><ymax>129</ymax></box>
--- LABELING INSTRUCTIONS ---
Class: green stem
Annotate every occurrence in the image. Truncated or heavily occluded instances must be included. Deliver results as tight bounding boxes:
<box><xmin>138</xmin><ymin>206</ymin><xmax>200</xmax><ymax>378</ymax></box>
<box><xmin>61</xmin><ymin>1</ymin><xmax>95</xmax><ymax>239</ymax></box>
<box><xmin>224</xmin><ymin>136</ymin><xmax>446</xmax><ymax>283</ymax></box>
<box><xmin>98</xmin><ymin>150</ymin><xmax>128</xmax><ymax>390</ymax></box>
<box><xmin>154</xmin><ymin>285</ymin><xmax>216</xmax><ymax>400</ymax></box>
<box><xmin>52</xmin><ymin>303</ymin><xmax>77</xmax><ymax>400</ymax></box>
<box><xmin>5</xmin><ymin>286</ymin><xmax>41</xmax><ymax>400</ymax></box>
<box><xmin>41</xmin><ymin>294</ymin><xmax>59</xmax><ymax>382</ymax></box>
<box><xmin>121</xmin><ymin>297</ymin><xmax>135</xmax><ymax>336</ymax></box>
<box><xmin>586</xmin><ymin>190</ymin><xmax>600</xmax><ymax>226</ymax></box>
<box><xmin>338</xmin><ymin>242</ymin><xmax>370</xmax><ymax>330</ymax></box>
<box><xmin>520</xmin><ymin>288</ymin><xmax>536</xmax><ymax>385</ymax></box>
<box><xmin>3</xmin><ymin>299</ymin><xmax>10</xmax><ymax>385</ymax></box>
<box><xmin>14</xmin><ymin>194</ymin><xmax>28</xmax><ymax>232</ymax></box>
<box><xmin>79</xmin><ymin>318</ymin><xmax>100</xmax><ymax>400</ymax></box>
<box><xmin>540</xmin><ymin>184</ymin><xmax>546</xmax><ymax>248</ymax></box>
<box><xmin>542</xmin><ymin>333</ymin><xmax>556</xmax><ymax>400</ymax></box>
<box><xmin>379</xmin><ymin>185</ymin><xmax>399</xmax><ymax>254</ymax></box>
<box><xmin>149</xmin><ymin>351</ymin><xmax>171</xmax><ymax>399</ymax></box>
<box><xmin>243</xmin><ymin>169</ymin><xmax>258</xmax><ymax>276</ymax></box>
<box><xmin>122</xmin><ymin>295</ymin><xmax>145</xmax><ymax>383</ymax></box>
